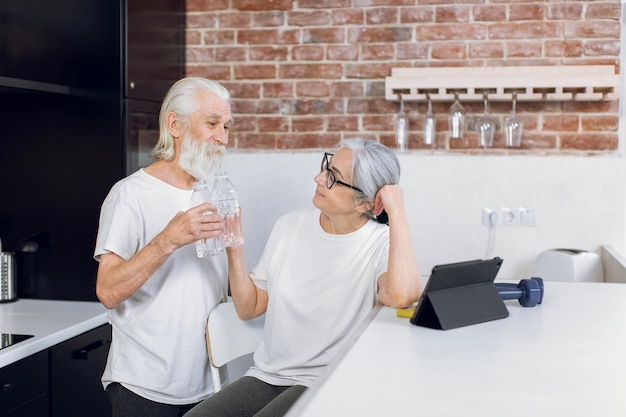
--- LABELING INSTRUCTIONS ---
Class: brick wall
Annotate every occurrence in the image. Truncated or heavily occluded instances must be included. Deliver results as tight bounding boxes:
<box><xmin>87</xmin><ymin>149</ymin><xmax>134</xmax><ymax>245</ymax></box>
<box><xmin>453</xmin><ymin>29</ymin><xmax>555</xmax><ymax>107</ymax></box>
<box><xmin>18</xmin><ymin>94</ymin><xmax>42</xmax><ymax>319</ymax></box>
<box><xmin>185</xmin><ymin>0</ymin><xmax>622</xmax><ymax>154</ymax></box>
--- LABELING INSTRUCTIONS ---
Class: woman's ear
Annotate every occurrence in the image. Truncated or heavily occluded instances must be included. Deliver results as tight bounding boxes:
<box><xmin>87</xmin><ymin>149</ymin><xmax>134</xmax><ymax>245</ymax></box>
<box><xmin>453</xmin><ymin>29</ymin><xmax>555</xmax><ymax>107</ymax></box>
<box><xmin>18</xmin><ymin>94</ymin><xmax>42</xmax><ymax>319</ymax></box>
<box><xmin>356</xmin><ymin>199</ymin><xmax>373</xmax><ymax>214</ymax></box>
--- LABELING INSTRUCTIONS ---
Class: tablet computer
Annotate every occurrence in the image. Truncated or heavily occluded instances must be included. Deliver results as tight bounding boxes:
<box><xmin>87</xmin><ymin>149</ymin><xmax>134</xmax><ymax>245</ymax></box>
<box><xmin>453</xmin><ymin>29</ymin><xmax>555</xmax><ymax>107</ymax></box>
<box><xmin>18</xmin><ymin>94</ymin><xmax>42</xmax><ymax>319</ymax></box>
<box><xmin>410</xmin><ymin>257</ymin><xmax>508</xmax><ymax>330</ymax></box>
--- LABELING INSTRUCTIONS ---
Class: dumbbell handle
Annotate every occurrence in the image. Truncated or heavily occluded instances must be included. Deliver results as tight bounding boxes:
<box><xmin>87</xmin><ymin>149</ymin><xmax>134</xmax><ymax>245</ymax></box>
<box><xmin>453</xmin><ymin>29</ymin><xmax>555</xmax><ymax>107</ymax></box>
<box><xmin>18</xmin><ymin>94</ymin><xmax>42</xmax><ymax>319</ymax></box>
<box><xmin>495</xmin><ymin>277</ymin><xmax>544</xmax><ymax>307</ymax></box>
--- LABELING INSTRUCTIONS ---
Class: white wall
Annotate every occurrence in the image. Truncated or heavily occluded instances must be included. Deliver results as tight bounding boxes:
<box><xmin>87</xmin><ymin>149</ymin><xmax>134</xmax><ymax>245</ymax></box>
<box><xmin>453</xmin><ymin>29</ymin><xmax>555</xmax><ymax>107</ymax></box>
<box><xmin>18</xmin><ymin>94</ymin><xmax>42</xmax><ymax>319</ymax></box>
<box><xmin>224</xmin><ymin>152</ymin><xmax>626</xmax><ymax>281</ymax></box>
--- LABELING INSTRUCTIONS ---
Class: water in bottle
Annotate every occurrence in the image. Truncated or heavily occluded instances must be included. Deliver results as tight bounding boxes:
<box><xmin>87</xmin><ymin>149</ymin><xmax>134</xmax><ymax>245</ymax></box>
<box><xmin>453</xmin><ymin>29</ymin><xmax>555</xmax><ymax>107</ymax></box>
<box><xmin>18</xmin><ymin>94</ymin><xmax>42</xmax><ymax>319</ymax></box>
<box><xmin>212</xmin><ymin>172</ymin><xmax>244</xmax><ymax>247</ymax></box>
<box><xmin>190</xmin><ymin>180</ymin><xmax>224</xmax><ymax>257</ymax></box>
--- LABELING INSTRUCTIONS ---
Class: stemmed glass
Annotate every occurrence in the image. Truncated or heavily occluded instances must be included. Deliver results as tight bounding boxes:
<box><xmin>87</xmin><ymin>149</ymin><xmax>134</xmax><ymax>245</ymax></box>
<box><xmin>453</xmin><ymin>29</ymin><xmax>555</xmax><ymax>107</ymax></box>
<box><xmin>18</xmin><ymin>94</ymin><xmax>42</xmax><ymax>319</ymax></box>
<box><xmin>448</xmin><ymin>91</ymin><xmax>465</xmax><ymax>140</ymax></box>
<box><xmin>423</xmin><ymin>93</ymin><xmax>435</xmax><ymax>146</ymax></box>
<box><xmin>395</xmin><ymin>96</ymin><xmax>408</xmax><ymax>152</ymax></box>
<box><xmin>475</xmin><ymin>92</ymin><xmax>496</xmax><ymax>148</ymax></box>
<box><xmin>505</xmin><ymin>92</ymin><xmax>523</xmax><ymax>147</ymax></box>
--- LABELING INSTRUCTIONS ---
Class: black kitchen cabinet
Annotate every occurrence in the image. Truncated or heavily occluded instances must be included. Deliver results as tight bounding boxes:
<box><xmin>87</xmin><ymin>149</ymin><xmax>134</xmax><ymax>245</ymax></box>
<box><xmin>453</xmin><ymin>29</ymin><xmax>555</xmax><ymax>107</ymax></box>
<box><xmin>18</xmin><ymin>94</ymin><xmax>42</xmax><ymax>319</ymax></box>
<box><xmin>0</xmin><ymin>0</ymin><xmax>185</xmax><ymax>301</ymax></box>
<box><xmin>49</xmin><ymin>324</ymin><xmax>112</xmax><ymax>417</ymax></box>
<box><xmin>0</xmin><ymin>350</ymin><xmax>49</xmax><ymax>417</ymax></box>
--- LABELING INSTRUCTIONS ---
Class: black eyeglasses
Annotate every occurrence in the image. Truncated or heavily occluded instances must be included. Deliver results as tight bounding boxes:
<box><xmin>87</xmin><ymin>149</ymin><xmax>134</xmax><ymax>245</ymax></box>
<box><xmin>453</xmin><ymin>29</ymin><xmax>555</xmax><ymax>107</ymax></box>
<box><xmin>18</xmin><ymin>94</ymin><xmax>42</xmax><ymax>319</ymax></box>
<box><xmin>321</xmin><ymin>152</ymin><xmax>363</xmax><ymax>193</ymax></box>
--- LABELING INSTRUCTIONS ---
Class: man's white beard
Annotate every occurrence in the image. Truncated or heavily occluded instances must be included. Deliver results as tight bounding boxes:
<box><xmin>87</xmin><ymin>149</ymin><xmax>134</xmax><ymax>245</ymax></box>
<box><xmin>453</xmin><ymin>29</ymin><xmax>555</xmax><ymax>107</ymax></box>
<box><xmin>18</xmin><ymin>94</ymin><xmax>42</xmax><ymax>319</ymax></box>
<box><xmin>178</xmin><ymin>133</ymin><xmax>226</xmax><ymax>181</ymax></box>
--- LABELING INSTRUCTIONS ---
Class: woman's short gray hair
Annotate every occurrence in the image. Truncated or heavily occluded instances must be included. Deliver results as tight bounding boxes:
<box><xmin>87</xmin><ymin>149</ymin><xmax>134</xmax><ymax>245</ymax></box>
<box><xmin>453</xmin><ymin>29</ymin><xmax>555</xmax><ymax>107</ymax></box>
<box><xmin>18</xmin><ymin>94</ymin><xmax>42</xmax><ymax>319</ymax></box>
<box><xmin>151</xmin><ymin>77</ymin><xmax>231</xmax><ymax>161</ymax></box>
<box><xmin>339</xmin><ymin>138</ymin><xmax>401</xmax><ymax>220</ymax></box>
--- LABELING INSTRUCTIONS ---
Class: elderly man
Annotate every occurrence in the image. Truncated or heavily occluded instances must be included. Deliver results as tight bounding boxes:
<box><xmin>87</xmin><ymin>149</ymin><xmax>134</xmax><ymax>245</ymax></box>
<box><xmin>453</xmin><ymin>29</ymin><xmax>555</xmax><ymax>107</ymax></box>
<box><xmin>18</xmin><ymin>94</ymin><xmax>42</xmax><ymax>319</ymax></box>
<box><xmin>94</xmin><ymin>77</ymin><xmax>233</xmax><ymax>417</ymax></box>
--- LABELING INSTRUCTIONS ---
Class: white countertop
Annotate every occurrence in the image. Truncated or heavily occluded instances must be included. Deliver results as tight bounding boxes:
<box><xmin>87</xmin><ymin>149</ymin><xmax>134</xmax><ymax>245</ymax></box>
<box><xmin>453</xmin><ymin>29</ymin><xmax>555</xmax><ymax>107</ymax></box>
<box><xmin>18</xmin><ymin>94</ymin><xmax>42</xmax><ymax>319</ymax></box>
<box><xmin>287</xmin><ymin>281</ymin><xmax>626</xmax><ymax>417</ymax></box>
<box><xmin>0</xmin><ymin>299</ymin><xmax>109</xmax><ymax>367</ymax></box>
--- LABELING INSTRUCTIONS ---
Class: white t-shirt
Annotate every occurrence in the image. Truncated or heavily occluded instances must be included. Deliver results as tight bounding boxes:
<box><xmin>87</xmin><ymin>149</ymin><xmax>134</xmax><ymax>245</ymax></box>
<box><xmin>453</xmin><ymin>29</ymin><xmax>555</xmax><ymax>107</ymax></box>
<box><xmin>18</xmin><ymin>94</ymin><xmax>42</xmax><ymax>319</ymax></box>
<box><xmin>246</xmin><ymin>207</ymin><xmax>389</xmax><ymax>387</ymax></box>
<box><xmin>94</xmin><ymin>169</ymin><xmax>228</xmax><ymax>405</ymax></box>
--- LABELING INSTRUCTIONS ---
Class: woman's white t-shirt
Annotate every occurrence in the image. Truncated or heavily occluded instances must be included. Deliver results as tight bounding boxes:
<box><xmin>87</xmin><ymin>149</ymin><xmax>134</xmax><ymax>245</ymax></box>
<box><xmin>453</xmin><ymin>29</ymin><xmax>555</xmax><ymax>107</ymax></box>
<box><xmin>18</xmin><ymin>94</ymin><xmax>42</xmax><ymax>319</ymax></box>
<box><xmin>246</xmin><ymin>206</ymin><xmax>389</xmax><ymax>387</ymax></box>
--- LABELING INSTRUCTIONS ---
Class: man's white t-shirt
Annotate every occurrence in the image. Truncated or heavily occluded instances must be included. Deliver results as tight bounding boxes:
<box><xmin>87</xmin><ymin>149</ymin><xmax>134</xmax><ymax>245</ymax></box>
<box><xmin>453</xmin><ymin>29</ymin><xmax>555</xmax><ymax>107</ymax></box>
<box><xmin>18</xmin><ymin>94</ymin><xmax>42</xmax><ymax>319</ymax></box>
<box><xmin>246</xmin><ymin>206</ymin><xmax>389</xmax><ymax>387</ymax></box>
<box><xmin>94</xmin><ymin>169</ymin><xmax>227</xmax><ymax>404</ymax></box>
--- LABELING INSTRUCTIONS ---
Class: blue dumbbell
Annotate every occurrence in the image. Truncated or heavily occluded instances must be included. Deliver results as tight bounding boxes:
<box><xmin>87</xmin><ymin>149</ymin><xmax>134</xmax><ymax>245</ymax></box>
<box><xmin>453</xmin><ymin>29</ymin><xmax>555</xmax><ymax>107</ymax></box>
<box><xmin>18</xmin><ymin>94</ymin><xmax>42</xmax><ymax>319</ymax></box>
<box><xmin>495</xmin><ymin>277</ymin><xmax>544</xmax><ymax>307</ymax></box>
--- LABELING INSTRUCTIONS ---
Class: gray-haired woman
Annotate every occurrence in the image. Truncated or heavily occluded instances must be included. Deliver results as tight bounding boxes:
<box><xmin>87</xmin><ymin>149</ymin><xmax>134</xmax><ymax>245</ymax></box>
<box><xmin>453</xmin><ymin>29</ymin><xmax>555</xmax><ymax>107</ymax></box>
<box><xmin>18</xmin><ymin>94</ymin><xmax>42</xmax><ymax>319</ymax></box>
<box><xmin>184</xmin><ymin>138</ymin><xmax>423</xmax><ymax>417</ymax></box>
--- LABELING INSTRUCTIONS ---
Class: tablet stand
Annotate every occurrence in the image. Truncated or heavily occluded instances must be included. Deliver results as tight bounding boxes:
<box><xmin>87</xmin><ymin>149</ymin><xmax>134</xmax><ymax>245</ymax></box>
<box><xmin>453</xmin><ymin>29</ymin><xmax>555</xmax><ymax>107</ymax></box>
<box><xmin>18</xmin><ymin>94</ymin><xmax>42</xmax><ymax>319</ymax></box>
<box><xmin>412</xmin><ymin>282</ymin><xmax>509</xmax><ymax>330</ymax></box>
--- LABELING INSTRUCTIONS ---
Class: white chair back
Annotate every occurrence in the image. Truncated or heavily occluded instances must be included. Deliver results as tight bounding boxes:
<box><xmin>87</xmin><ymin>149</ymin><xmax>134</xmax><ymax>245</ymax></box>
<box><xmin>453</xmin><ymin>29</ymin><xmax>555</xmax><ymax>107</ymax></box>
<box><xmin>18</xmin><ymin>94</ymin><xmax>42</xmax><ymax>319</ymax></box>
<box><xmin>206</xmin><ymin>301</ymin><xmax>265</xmax><ymax>392</ymax></box>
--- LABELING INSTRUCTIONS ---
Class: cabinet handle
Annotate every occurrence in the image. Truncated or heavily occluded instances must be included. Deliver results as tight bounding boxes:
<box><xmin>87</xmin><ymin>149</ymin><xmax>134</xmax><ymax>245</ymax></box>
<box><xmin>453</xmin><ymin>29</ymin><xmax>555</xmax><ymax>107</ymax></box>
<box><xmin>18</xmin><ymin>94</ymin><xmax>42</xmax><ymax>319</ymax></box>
<box><xmin>0</xmin><ymin>382</ymin><xmax>14</xmax><ymax>392</ymax></box>
<box><xmin>72</xmin><ymin>339</ymin><xmax>110</xmax><ymax>360</ymax></box>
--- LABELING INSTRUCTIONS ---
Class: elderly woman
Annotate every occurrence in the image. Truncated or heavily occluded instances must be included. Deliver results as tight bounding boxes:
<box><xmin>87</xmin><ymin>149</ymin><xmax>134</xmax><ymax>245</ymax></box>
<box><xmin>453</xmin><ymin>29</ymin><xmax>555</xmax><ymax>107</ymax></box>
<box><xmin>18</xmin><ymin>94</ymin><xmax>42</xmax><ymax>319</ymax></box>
<box><xmin>184</xmin><ymin>138</ymin><xmax>423</xmax><ymax>417</ymax></box>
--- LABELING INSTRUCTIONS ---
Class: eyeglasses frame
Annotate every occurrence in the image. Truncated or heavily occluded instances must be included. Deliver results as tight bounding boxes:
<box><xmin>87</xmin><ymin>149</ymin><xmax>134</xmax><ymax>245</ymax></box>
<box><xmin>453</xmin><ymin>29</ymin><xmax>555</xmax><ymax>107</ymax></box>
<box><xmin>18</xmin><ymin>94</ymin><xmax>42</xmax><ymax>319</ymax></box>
<box><xmin>321</xmin><ymin>152</ymin><xmax>364</xmax><ymax>193</ymax></box>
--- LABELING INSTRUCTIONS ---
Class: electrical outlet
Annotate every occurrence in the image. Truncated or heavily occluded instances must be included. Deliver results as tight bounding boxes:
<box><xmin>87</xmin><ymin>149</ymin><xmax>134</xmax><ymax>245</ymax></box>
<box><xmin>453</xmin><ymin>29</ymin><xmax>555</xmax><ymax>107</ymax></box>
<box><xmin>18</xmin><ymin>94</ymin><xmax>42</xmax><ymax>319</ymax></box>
<box><xmin>501</xmin><ymin>207</ymin><xmax>517</xmax><ymax>226</ymax></box>
<box><xmin>482</xmin><ymin>207</ymin><xmax>499</xmax><ymax>226</ymax></box>
<box><xmin>519</xmin><ymin>207</ymin><xmax>536</xmax><ymax>226</ymax></box>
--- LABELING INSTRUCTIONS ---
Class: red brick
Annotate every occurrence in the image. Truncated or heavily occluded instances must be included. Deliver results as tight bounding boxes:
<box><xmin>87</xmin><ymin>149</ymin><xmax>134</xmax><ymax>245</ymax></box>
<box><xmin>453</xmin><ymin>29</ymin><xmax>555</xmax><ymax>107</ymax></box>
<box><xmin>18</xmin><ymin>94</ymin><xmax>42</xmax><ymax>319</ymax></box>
<box><xmin>187</xmin><ymin>0</ymin><xmax>228</xmax><ymax>12</ymax></box>
<box><xmin>581</xmin><ymin>115</ymin><xmax>619</xmax><ymax>132</ymax></box>
<box><xmin>292</xmin><ymin>45</ymin><xmax>325</xmax><ymax>61</ymax></box>
<box><xmin>303</xmin><ymin>28</ymin><xmax>345</xmax><ymax>44</ymax></box>
<box><xmin>490</xmin><ymin>22</ymin><xmax>561</xmax><ymax>40</ymax></box>
<box><xmin>296</xmin><ymin>81</ymin><xmax>330</xmax><ymax>97</ymax></box>
<box><xmin>469</xmin><ymin>42</ymin><xmax>504</xmax><ymax>59</ymax></box>
<box><xmin>292</xmin><ymin>117</ymin><xmax>325</xmax><ymax>132</ymax></box>
<box><xmin>234</xmin><ymin>65</ymin><xmax>278</xmax><ymax>79</ymax></box>
<box><xmin>262</xmin><ymin>82</ymin><xmax>294</xmax><ymax>98</ymax></box>
<box><xmin>584</xmin><ymin>40</ymin><xmax>620</xmax><ymax>57</ymax></box>
<box><xmin>218</xmin><ymin>13</ymin><xmax>252</xmax><ymax>28</ymax></box>
<box><xmin>510</xmin><ymin>4</ymin><xmax>546</xmax><ymax>21</ymax></box>
<box><xmin>431</xmin><ymin>43</ymin><xmax>468</xmax><ymax>60</ymax></box>
<box><xmin>232</xmin><ymin>0</ymin><xmax>294</xmax><ymax>12</ymax></box>
<box><xmin>366</xmin><ymin>8</ymin><xmax>399</xmax><ymax>25</ymax></box>
<box><xmin>546</xmin><ymin>40</ymin><xmax>583</xmax><ymax>58</ymax></box>
<box><xmin>328</xmin><ymin>116</ymin><xmax>359</xmax><ymax>131</ymax></box>
<box><xmin>563</xmin><ymin>21</ymin><xmax>620</xmax><ymax>39</ymax></box>
<box><xmin>279</xmin><ymin>64</ymin><xmax>343</xmax><ymax>79</ymax></box>
<box><xmin>186</xmin><ymin>65</ymin><xmax>231</xmax><ymax>80</ymax></box>
<box><xmin>436</xmin><ymin>6</ymin><xmax>470</xmax><ymax>23</ymax></box>
<box><xmin>345</xmin><ymin>63</ymin><xmax>397</xmax><ymax>79</ymax></box>
<box><xmin>331</xmin><ymin>82</ymin><xmax>364</xmax><ymax>97</ymax></box>
<box><xmin>327</xmin><ymin>45</ymin><xmax>359</xmax><ymax>61</ymax></box>
<box><xmin>300</xmin><ymin>0</ymin><xmax>351</xmax><ymax>8</ymax></box>
<box><xmin>362</xmin><ymin>44</ymin><xmax>395</xmax><ymax>60</ymax></box>
<box><xmin>547</xmin><ymin>4</ymin><xmax>583</xmax><ymax>20</ymax></box>
<box><xmin>252</xmin><ymin>11</ymin><xmax>285</xmax><ymax>27</ymax></box>
<box><xmin>472</xmin><ymin>5</ymin><xmax>506</xmax><ymax>22</ymax></box>
<box><xmin>506</xmin><ymin>41</ymin><xmax>543</xmax><ymax>58</ymax></box>
<box><xmin>397</xmin><ymin>43</ymin><xmax>429</xmax><ymax>60</ymax></box>
<box><xmin>225</xmin><ymin>82</ymin><xmax>261</xmax><ymax>99</ymax></box>
<box><xmin>288</xmin><ymin>11</ymin><xmax>331</xmax><ymax>26</ymax></box>
<box><xmin>332</xmin><ymin>9</ymin><xmax>364</xmax><ymax>25</ymax></box>
<box><xmin>561</xmin><ymin>133</ymin><xmax>618</xmax><ymax>151</ymax></box>
<box><xmin>230</xmin><ymin>116</ymin><xmax>257</xmax><ymax>132</ymax></box>
<box><xmin>231</xmin><ymin>99</ymin><xmax>281</xmax><ymax>114</ymax></box>
<box><xmin>417</xmin><ymin>24</ymin><xmax>486</xmax><ymax>41</ymax></box>
<box><xmin>238</xmin><ymin>29</ymin><xmax>300</xmax><ymax>45</ymax></box>
<box><xmin>543</xmin><ymin>115</ymin><xmax>579</xmax><ymax>132</ymax></box>
<box><xmin>186</xmin><ymin>13</ymin><xmax>217</xmax><ymax>29</ymax></box>
<box><xmin>348</xmin><ymin>27</ymin><xmax>412</xmax><ymax>43</ymax></box>
<box><xmin>401</xmin><ymin>7</ymin><xmax>434</xmax><ymax>24</ymax></box>
<box><xmin>249</xmin><ymin>46</ymin><xmax>289</xmax><ymax>61</ymax></box>
<box><xmin>586</xmin><ymin>3</ymin><xmax>622</xmax><ymax>20</ymax></box>
<box><xmin>257</xmin><ymin>117</ymin><xmax>290</xmax><ymax>132</ymax></box>
<box><xmin>216</xmin><ymin>47</ymin><xmax>247</xmax><ymax>62</ymax></box>
<box><xmin>236</xmin><ymin>133</ymin><xmax>277</xmax><ymax>149</ymax></box>
<box><xmin>201</xmin><ymin>31</ymin><xmax>235</xmax><ymax>45</ymax></box>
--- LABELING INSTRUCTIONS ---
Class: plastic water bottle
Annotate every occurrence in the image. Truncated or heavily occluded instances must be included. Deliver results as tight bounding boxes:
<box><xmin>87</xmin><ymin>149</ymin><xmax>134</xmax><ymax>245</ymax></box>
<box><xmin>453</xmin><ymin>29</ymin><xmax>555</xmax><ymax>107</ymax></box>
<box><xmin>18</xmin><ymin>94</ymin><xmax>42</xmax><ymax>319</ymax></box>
<box><xmin>212</xmin><ymin>172</ymin><xmax>244</xmax><ymax>247</ymax></box>
<box><xmin>190</xmin><ymin>180</ymin><xmax>224</xmax><ymax>257</ymax></box>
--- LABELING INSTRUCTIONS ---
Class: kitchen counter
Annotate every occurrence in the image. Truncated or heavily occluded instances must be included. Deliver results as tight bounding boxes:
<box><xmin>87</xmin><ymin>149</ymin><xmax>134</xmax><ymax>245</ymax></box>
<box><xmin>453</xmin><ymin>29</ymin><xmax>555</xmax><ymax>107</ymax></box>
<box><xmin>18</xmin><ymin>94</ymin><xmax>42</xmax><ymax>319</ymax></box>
<box><xmin>0</xmin><ymin>299</ymin><xmax>108</xmax><ymax>368</ymax></box>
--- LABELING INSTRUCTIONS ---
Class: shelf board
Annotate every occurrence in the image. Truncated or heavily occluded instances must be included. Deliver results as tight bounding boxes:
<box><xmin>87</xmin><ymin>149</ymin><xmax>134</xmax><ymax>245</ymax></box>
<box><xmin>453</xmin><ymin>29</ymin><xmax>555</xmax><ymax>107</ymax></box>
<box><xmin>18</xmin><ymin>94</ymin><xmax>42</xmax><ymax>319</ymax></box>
<box><xmin>385</xmin><ymin>65</ymin><xmax>620</xmax><ymax>102</ymax></box>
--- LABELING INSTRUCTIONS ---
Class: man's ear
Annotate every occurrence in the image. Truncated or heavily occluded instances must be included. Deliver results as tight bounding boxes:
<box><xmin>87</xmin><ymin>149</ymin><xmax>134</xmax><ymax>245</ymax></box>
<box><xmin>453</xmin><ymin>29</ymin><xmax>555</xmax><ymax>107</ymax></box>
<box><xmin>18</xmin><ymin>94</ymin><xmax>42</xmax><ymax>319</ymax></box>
<box><xmin>166</xmin><ymin>112</ymin><xmax>182</xmax><ymax>138</ymax></box>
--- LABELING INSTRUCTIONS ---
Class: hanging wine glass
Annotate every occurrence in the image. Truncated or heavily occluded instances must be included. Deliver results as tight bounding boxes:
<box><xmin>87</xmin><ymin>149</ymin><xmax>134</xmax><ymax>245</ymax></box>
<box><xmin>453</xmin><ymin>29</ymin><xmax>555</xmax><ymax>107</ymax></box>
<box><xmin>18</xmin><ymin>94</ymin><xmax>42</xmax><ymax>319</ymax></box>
<box><xmin>475</xmin><ymin>92</ymin><xmax>496</xmax><ymax>148</ymax></box>
<box><xmin>423</xmin><ymin>93</ymin><xmax>435</xmax><ymax>146</ymax></box>
<box><xmin>448</xmin><ymin>91</ymin><xmax>465</xmax><ymax>140</ymax></box>
<box><xmin>505</xmin><ymin>92</ymin><xmax>523</xmax><ymax>147</ymax></box>
<box><xmin>395</xmin><ymin>96</ymin><xmax>408</xmax><ymax>152</ymax></box>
